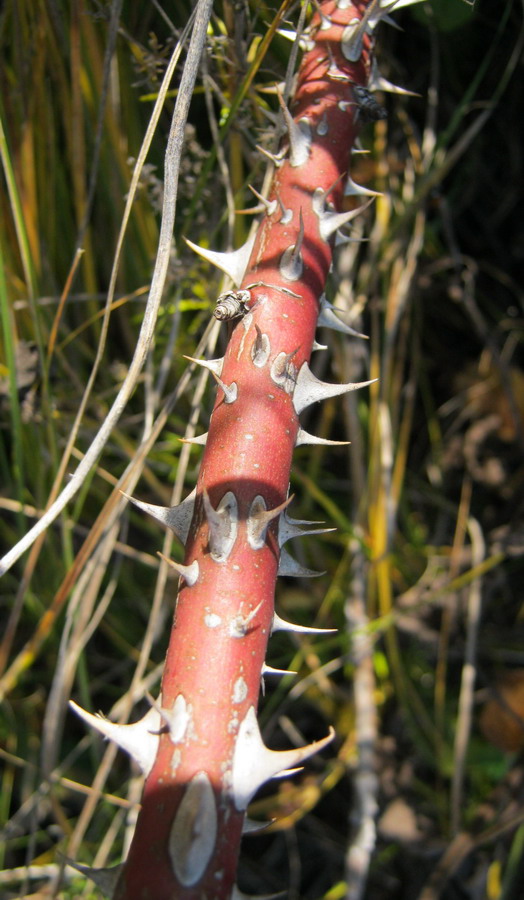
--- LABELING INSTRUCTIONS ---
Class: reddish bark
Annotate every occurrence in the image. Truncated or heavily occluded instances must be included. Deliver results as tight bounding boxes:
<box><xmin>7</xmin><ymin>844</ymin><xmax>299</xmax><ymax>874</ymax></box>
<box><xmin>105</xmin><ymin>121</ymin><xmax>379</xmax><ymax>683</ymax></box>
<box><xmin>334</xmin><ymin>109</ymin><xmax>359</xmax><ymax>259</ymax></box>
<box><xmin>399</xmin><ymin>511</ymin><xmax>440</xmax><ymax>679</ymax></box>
<box><xmin>87</xmin><ymin>3</ymin><xmax>381</xmax><ymax>897</ymax></box>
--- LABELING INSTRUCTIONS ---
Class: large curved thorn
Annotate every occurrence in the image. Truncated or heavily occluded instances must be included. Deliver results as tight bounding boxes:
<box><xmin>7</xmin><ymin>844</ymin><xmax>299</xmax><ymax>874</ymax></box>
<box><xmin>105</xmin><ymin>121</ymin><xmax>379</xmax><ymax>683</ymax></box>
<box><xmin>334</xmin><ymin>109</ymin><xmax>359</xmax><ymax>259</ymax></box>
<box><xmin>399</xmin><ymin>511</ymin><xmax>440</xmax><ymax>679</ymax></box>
<box><xmin>318</xmin><ymin>296</ymin><xmax>368</xmax><ymax>338</ymax></box>
<box><xmin>278</xmin><ymin>547</ymin><xmax>324</xmax><ymax>578</ymax></box>
<box><xmin>231</xmin><ymin>706</ymin><xmax>335</xmax><ymax>811</ymax></box>
<box><xmin>295</xmin><ymin>428</ymin><xmax>349</xmax><ymax>447</ymax></box>
<box><xmin>272</xmin><ymin>612</ymin><xmax>337</xmax><ymax>635</ymax></box>
<box><xmin>69</xmin><ymin>701</ymin><xmax>160</xmax><ymax>776</ymax></box>
<box><xmin>124</xmin><ymin>488</ymin><xmax>196</xmax><ymax>545</ymax></box>
<box><xmin>65</xmin><ymin>860</ymin><xmax>123</xmax><ymax>897</ymax></box>
<box><xmin>184</xmin><ymin>234</ymin><xmax>256</xmax><ymax>287</ymax></box>
<box><xmin>278</xmin><ymin>511</ymin><xmax>335</xmax><ymax>547</ymax></box>
<box><xmin>292</xmin><ymin>362</ymin><xmax>375</xmax><ymax>415</ymax></box>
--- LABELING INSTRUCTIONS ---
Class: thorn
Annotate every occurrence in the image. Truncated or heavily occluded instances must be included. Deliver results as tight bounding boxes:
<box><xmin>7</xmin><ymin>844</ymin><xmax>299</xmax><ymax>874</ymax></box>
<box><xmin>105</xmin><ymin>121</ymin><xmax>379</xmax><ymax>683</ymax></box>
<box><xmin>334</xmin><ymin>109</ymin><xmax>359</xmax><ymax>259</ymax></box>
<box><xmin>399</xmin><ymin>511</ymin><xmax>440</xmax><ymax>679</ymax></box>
<box><xmin>278</xmin><ymin>510</ymin><xmax>336</xmax><ymax>547</ymax></box>
<box><xmin>63</xmin><ymin>859</ymin><xmax>123</xmax><ymax>897</ymax></box>
<box><xmin>368</xmin><ymin>58</ymin><xmax>420</xmax><ymax>96</ymax></box>
<box><xmin>314</xmin><ymin>192</ymin><xmax>373</xmax><ymax>242</ymax></box>
<box><xmin>292</xmin><ymin>361</ymin><xmax>375</xmax><ymax>415</ymax></box>
<box><xmin>279</xmin><ymin>209</ymin><xmax>304</xmax><ymax>282</ymax></box>
<box><xmin>183</xmin><ymin>355</ymin><xmax>224</xmax><ymax>376</ymax></box>
<box><xmin>380</xmin><ymin>0</ymin><xmax>427</xmax><ymax>10</ymax></box>
<box><xmin>276</xmin><ymin>196</ymin><xmax>293</xmax><ymax>225</ymax></box>
<box><xmin>146</xmin><ymin>692</ymin><xmax>191</xmax><ymax>744</ymax></box>
<box><xmin>69</xmin><ymin>701</ymin><xmax>160</xmax><ymax>777</ymax></box>
<box><xmin>210</xmin><ymin>370</ymin><xmax>238</xmax><ymax>404</ymax></box>
<box><xmin>278</xmin><ymin>546</ymin><xmax>324</xmax><ymax>578</ymax></box>
<box><xmin>255</xmin><ymin>144</ymin><xmax>286</xmax><ymax>168</ymax></box>
<box><xmin>277</xmin><ymin>90</ymin><xmax>312</xmax><ymax>167</ymax></box>
<box><xmin>242</xmin><ymin>816</ymin><xmax>272</xmax><ymax>834</ymax></box>
<box><xmin>231</xmin><ymin>706</ymin><xmax>334</xmax><ymax>810</ymax></box>
<box><xmin>184</xmin><ymin>234</ymin><xmax>256</xmax><ymax>286</ymax></box>
<box><xmin>318</xmin><ymin>295</ymin><xmax>368</xmax><ymax>338</ymax></box>
<box><xmin>248</xmin><ymin>184</ymin><xmax>278</xmax><ymax>216</ymax></box>
<box><xmin>312</xmin><ymin>340</ymin><xmax>328</xmax><ymax>352</ymax></box>
<box><xmin>352</xmin><ymin>137</ymin><xmax>370</xmax><ymax>154</ymax></box>
<box><xmin>247</xmin><ymin>495</ymin><xmax>294</xmax><ymax>550</ymax></box>
<box><xmin>341</xmin><ymin>18</ymin><xmax>367</xmax><ymax>62</ymax></box>
<box><xmin>295</xmin><ymin>427</ymin><xmax>349</xmax><ymax>447</ymax></box>
<box><xmin>276</xmin><ymin>27</ymin><xmax>315</xmax><ymax>52</ymax></box>
<box><xmin>262</xmin><ymin>663</ymin><xmax>297</xmax><ymax>677</ymax></box>
<box><xmin>179</xmin><ymin>432</ymin><xmax>208</xmax><ymax>446</ymax></box>
<box><xmin>272</xmin><ymin>612</ymin><xmax>337</xmax><ymax>635</ymax></box>
<box><xmin>344</xmin><ymin>175</ymin><xmax>382</xmax><ymax>198</ymax></box>
<box><xmin>157</xmin><ymin>552</ymin><xmax>200</xmax><ymax>586</ymax></box>
<box><xmin>123</xmin><ymin>488</ymin><xmax>196</xmax><ymax>545</ymax></box>
<box><xmin>229</xmin><ymin>600</ymin><xmax>264</xmax><ymax>638</ymax></box>
<box><xmin>203</xmin><ymin>489</ymin><xmax>239</xmax><ymax>562</ymax></box>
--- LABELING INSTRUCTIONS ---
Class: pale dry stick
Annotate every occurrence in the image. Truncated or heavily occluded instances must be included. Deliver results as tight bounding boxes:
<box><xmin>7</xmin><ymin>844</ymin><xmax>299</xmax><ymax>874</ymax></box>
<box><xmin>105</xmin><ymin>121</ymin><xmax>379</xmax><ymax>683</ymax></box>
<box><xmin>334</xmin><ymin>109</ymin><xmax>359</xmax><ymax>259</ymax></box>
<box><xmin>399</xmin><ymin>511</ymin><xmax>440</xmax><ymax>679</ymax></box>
<box><xmin>41</xmin><ymin>518</ymin><xmax>123</xmax><ymax>777</ymax></box>
<box><xmin>0</xmin><ymin>1</ymin><xmax>210</xmax><ymax>578</ymax></box>
<box><xmin>450</xmin><ymin>513</ymin><xmax>485</xmax><ymax>835</ymax></box>
<box><xmin>0</xmin><ymin>317</ymin><xmax>216</xmax><ymax>700</ymax></box>
<box><xmin>2</xmin><ymin>4</ymin><xmax>195</xmax><ymax>645</ymax></box>
<box><xmin>344</xmin><ymin>546</ymin><xmax>378</xmax><ymax>900</ymax></box>
<box><xmin>202</xmin><ymin>64</ymin><xmax>236</xmax><ymax>242</ymax></box>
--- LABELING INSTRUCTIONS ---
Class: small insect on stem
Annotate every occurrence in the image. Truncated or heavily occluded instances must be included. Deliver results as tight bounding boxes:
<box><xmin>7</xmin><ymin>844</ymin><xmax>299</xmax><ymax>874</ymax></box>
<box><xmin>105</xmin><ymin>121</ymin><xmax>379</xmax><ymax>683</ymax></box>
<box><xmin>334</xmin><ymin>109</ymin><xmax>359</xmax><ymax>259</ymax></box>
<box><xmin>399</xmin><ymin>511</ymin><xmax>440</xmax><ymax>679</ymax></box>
<box><xmin>213</xmin><ymin>282</ymin><xmax>302</xmax><ymax>322</ymax></box>
<box><xmin>352</xmin><ymin>85</ymin><xmax>387</xmax><ymax>123</ymax></box>
<box><xmin>213</xmin><ymin>289</ymin><xmax>252</xmax><ymax>321</ymax></box>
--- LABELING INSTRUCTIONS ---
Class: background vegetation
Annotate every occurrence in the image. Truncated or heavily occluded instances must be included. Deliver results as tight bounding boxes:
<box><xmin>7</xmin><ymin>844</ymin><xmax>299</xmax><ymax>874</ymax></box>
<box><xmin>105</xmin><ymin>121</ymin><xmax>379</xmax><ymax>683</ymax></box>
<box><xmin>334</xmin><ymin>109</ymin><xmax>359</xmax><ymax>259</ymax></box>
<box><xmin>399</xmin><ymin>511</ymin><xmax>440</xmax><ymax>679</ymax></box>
<box><xmin>1</xmin><ymin>1</ymin><xmax>523</xmax><ymax>898</ymax></box>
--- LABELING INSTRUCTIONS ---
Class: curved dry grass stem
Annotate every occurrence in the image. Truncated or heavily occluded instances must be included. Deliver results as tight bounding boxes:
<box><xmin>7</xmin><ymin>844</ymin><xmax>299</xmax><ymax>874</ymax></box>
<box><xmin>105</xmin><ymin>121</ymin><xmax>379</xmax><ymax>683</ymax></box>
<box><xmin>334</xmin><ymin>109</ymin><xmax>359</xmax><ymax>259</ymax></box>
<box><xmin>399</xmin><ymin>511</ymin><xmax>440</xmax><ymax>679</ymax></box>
<box><xmin>0</xmin><ymin>2</ymin><xmax>209</xmax><ymax>579</ymax></box>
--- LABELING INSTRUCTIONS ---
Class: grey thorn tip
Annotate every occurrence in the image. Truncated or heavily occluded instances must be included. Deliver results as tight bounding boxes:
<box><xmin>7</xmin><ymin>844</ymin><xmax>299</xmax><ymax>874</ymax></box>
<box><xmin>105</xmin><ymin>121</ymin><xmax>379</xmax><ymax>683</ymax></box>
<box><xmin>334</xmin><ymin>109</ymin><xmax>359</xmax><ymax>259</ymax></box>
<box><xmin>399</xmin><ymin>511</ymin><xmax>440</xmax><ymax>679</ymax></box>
<box><xmin>69</xmin><ymin>701</ymin><xmax>160</xmax><ymax>776</ymax></box>
<box><xmin>344</xmin><ymin>175</ymin><xmax>383</xmax><ymax>198</ymax></box>
<box><xmin>211</xmin><ymin>370</ymin><xmax>238</xmax><ymax>404</ymax></box>
<box><xmin>124</xmin><ymin>488</ymin><xmax>196</xmax><ymax>545</ymax></box>
<box><xmin>256</xmin><ymin>143</ymin><xmax>286</xmax><ymax>168</ymax></box>
<box><xmin>316</xmin><ymin>197</ymin><xmax>374</xmax><ymax>243</ymax></box>
<box><xmin>184</xmin><ymin>234</ymin><xmax>256</xmax><ymax>287</ymax></box>
<box><xmin>292</xmin><ymin>361</ymin><xmax>375</xmax><ymax>415</ymax></box>
<box><xmin>278</xmin><ymin>546</ymin><xmax>324</xmax><ymax>578</ymax></box>
<box><xmin>278</xmin><ymin>510</ymin><xmax>336</xmax><ymax>547</ymax></box>
<box><xmin>277</xmin><ymin>91</ymin><xmax>312</xmax><ymax>168</ymax></box>
<box><xmin>262</xmin><ymin>663</ymin><xmax>298</xmax><ymax>677</ymax></box>
<box><xmin>247</xmin><ymin>494</ymin><xmax>293</xmax><ymax>550</ymax></box>
<box><xmin>183</xmin><ymin>355</ymin><xmax>224</xmax><ymax>377</ymax></box>
<box><xmin>179</xmin><ymin>431</ymin><xmax>208</xmax><ymax>446</ymax></box>
<box><xmin>248</xmin><ymin>184</ymin><xmax>278</xmax><ymax>216</ymax></box>
<box><xmin>341</xmin><ymin>19</ymin><xmax>367</xmax><ymax>63</ymax></box>
<box><xmin>272</xmin><ymin>611</ymin><xmax>337</xmax><ymax>635</ymax></box>
<box><xmin>368</xmin><ymin>58</ymin><xmax>420</xmax><ymax>96</ymax></box>
<box><xmin>295</xmin><ymin>427</ymin><xmax>350</xmax><ymax>447</ymax></box>
<box><xmin>380</xmin><ymin>0</ymin><xmax>427</xmax><ymax>10</ymax></box>
<box><xmin>242</xmin><ymin>816</ymin><xmax>272</xmax><ymax>835</ymax></box>
<box><xmin>231</xmin><ymin>705</ymin><xmax>335</xmax><ymax>811</ymax></box>
<box><xmin>158</xmin><ymin>552</ymin><xmax>199</xmax><ymax>586</ymax></box>
<box><xmin>64</xmin><ymin>859</ymin><xmax>123</xmax><ymax>897</ymax></box>
<box><xmin>318</xmin><ymin>295</ymin><xmax>368</xmax><ymax>338</ymax></box>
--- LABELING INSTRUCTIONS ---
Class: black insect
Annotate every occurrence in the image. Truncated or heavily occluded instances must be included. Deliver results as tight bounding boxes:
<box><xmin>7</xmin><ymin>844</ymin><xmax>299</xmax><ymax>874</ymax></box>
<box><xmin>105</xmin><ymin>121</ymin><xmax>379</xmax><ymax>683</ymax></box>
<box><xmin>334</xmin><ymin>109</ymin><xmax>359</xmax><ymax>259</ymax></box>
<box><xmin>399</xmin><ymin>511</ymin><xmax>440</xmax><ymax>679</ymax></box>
<box><xmin>213</xmin><ymin>289</ymin><xmax>251</xmax><ymax>321</ymax></box>
<box><xmin>352</xmin><ymin>85</ymin><xmax>387</xmax><ymax>123</ymax></box>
